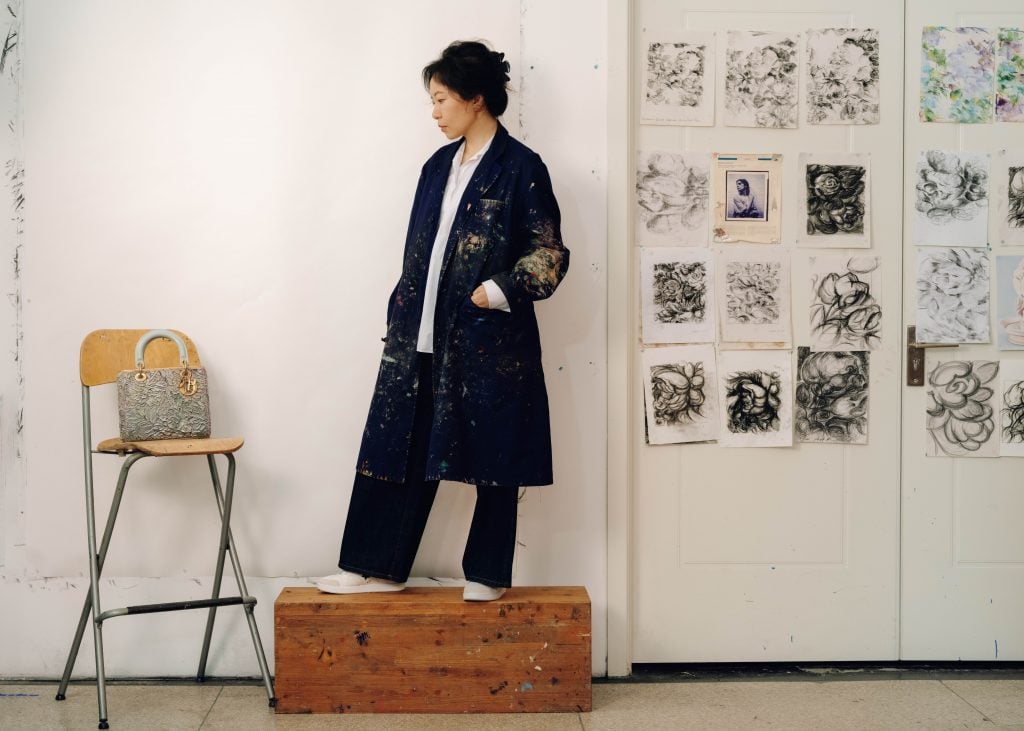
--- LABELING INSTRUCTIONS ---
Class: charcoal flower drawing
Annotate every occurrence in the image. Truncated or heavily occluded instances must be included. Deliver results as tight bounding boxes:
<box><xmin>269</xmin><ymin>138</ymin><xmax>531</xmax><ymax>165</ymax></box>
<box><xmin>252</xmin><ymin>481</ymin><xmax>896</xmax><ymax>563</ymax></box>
<box><xmin>718</xmin><ymin>351</ymin><xmax>793</xmax><ymax>447</ymax></box>
<box><xmin>795</xmin><ymin>348</ymin><xmax>869</xmax><ymax>444</ymax></box>
<box><xmin>806</xmin><ymin>164</ymin><xmax>866</xmax><ymax>236</ymax></box>
<box><xmin>641</xmin><ymin>248</ymin><xmax>716</xmax><ymax>344</ymax></box>
<box><xmin>806</xmin><ymin>28</ymin><xmax>880</xmax><ymax>125</ymax></box>
<box><xmin>642</xmin><ymin>344</ymin><xmax>719</xmax><ymax>444</ymax></box>
<box><xmin>636</xmin><ymin>151</ymin><xmax>710</xmax><ymax>245</ymax></box>
<box><xmin>916</xmin><ymin>248</ymin><xmax>990</xmax><ymax>344</ymax></box>
<box><xmin>914</xmin><ymin>150</ymin><xmax>990</xmax><ymax>246</ymax></box>
<box><xmin>1008</xmin><ymin>166</ymin><xmax>1024</xmax><ymax>228</ymax></box>
<box><xmin>926</xmin><ymin>360</ymin><xmax>999</xmax><ymax>457</ymax></box>
<box><xmin>641</xmin><ymin>32</ymin><xmax>715</xmax><ymax>125</ymax></box>
<box><xmin>651</xmin><ymin>362</ymin><xmax>706</xmax><ymax>425</ymax></box>
<box><xmin>653</xmin><ymin>261</ymin><xmax>706</xmax><ymax>324</ymax></box>
<box><xmin>726</xmin><ymin>261</ymin><xmax>780</xmax><ymax>325</ymax></box>
<box><xmin>810</xmin><ymin>256</ymin><xmax>881</xmax><ymax>351</ymax></box>
<box><xmin>725</xmin><ymin>31</ymin><xmax>799</xmax><ymax>128</ymax></box>
<box><xmin>725</xmin><ymin>370</ymin><xmax>782</xmax><ymax>434</ymax></box>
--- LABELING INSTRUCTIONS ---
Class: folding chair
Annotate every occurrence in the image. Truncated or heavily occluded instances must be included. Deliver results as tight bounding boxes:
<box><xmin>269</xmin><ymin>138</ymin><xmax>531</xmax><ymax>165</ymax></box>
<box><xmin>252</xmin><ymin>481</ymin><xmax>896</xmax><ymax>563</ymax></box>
<box><xmin>55</xmin><ymin>329</ymin><xmax>275</xmax><ymax>729</ymax></box>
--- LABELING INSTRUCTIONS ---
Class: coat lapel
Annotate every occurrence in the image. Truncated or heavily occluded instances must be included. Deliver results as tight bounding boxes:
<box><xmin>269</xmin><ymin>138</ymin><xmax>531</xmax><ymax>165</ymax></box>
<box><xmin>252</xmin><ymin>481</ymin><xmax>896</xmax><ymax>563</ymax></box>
<box><xmin>438</xmin><ymin>125</ymin><xmax>509</xmax><ymax>283</ymax></box>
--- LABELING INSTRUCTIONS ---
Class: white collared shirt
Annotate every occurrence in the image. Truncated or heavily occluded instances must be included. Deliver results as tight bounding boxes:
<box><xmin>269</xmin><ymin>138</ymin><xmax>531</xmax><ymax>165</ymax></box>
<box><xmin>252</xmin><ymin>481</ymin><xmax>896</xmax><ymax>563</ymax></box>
<box><xmin>416</xmin><ymin>133</ymin><xmax>509</xmax><ymax>354</ymax></box>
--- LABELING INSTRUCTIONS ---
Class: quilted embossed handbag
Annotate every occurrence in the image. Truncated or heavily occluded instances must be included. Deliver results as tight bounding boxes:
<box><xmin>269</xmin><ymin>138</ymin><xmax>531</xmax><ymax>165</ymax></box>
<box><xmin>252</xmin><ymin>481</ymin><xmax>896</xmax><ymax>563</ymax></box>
<box><xmin>116</xmin><ymin>329</ymin><xmax>212</xmax><ymax>441</ymax></box>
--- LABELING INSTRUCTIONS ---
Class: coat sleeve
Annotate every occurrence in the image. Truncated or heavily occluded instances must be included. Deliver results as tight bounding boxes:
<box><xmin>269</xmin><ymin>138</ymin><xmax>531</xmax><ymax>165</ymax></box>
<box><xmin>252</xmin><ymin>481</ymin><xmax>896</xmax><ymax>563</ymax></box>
<box><xmin>490</xmin><ymin>154</ymin><xmax>569</xmax><ymax>309</ymax></box>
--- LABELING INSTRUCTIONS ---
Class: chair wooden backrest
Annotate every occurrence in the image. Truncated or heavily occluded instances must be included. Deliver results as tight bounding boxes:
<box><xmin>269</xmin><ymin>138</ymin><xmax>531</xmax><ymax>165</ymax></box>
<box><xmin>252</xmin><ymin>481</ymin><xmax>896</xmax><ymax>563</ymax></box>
<box><xmin>80</xmin><ymin>329</ymin><xmax>202</xmax><ymax>387</ymax></box>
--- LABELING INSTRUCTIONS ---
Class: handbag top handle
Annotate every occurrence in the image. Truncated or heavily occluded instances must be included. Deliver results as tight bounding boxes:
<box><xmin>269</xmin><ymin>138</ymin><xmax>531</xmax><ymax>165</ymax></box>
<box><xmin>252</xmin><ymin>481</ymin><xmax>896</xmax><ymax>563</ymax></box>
<box><xmin>134</xmin><ymin>329</ymin><xmax>190</xmax><ymax>370</ymax></box>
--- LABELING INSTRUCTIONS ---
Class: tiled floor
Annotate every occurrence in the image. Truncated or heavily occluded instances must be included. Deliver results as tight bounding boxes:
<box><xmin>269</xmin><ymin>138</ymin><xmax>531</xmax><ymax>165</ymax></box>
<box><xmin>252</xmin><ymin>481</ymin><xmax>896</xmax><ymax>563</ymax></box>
<box><xmin>3</xmin><ymin>675</ymin><xmax>1024</xmax><ymax>730</ymax></box>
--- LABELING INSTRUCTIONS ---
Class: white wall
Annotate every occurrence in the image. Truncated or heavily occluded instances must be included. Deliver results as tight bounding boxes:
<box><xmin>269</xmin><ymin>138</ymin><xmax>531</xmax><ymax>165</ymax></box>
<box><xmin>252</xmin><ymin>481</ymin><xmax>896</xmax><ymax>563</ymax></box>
<box><xmin>0</xmin><ymin>0</ymin><xmax>608</xmax><ymax>677</ymax></box>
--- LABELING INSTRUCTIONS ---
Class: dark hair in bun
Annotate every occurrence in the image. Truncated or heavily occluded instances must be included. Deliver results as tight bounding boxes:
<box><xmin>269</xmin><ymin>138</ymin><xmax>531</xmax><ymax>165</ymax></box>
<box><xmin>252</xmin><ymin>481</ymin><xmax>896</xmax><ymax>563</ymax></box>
<box><xmin>422</xmin><ymin>40</ymin><xmax>510</xmax><ymax>117</ymax></box>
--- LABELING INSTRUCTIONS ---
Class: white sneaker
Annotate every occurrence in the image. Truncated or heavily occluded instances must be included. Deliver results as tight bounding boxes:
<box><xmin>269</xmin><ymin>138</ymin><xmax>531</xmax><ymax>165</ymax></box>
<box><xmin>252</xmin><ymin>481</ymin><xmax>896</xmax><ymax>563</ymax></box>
<box><xmin>316</xmin><ymin>570</ymin><xmax>406</xmax><ymax>594</ymax></box>
<box><xmin>463</xmin><ymin>581</ymin><xmax>507</xmax><ymax>602</ymax></box>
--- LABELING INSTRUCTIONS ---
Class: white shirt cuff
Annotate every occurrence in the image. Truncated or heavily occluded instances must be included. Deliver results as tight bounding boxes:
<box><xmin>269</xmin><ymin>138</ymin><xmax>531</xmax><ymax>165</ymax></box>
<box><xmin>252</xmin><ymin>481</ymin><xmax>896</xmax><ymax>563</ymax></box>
<box><xmin>482</xmin><ymin>279</ymin><xmax>511</xmax><ymax>312</ymax></box>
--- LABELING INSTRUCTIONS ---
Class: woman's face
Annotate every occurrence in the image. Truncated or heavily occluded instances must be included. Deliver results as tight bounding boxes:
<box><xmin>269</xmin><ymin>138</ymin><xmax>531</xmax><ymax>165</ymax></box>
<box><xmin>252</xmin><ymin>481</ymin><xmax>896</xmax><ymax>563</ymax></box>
<box><xmin>429</xmin><ymin>78</ymin><xmax>482</xmax><ymax>140</ymax></box>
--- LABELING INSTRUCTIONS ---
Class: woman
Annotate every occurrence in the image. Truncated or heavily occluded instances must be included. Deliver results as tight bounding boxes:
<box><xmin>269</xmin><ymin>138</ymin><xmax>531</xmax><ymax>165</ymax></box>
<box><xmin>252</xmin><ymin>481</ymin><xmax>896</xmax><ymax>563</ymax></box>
<box><xmin>728</xmin><ymin>177</ymin><xmax>762</xmax><ymax>219</ymax></box>
<box><xmin>317</xmin><ymin>41</ymin><xmax>569</xmax><ymax>602</ymax></box>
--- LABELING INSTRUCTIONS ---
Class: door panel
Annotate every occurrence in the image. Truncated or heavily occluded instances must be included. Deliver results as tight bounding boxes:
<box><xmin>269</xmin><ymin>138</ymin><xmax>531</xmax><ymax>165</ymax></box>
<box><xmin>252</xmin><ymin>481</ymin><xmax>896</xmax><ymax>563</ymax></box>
<box><xmin>900</xmin><ymin>3</ymin><xmax>1024</xmax><ymax>660</ymax></box>
<box><xmin>633</xmin><ymin>0</ymin><xmax>902</xmax><ymax>661</ymax></box>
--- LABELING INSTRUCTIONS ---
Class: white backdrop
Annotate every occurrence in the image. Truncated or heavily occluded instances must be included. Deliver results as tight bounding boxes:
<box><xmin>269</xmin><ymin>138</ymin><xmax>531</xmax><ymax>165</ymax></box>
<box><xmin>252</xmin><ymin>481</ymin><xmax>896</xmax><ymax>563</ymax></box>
<box><xmin>0</xmin><ymin>0</ymin><xmax>608</xmax><ymax>677</ymax></box>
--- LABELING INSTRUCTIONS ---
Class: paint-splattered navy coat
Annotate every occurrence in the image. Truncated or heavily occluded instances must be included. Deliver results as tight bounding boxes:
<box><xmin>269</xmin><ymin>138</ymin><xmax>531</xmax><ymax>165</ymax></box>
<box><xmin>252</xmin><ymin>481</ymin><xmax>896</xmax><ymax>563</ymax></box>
<box><xmin>356</xmin><ymin>124</ymin><xmax>569</xmax><ymax>487</ymax></box>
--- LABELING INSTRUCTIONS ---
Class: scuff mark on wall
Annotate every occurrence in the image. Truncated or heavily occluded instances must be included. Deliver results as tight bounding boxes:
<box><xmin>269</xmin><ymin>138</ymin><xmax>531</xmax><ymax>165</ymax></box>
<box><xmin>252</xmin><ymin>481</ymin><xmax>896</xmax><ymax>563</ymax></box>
<box><xmin>0</xmin><ymin>0</ymin><xmax>24</xmax><ymax>567</ymax></box>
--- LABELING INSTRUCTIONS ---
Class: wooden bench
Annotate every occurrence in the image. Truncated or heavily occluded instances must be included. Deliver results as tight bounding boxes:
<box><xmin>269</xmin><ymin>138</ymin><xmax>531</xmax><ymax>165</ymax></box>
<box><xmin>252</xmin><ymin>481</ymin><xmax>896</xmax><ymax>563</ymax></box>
<box><xmin>274</xmin><ymin>586</ymin><xmax>591</xmax><ymax>713</ymax></box>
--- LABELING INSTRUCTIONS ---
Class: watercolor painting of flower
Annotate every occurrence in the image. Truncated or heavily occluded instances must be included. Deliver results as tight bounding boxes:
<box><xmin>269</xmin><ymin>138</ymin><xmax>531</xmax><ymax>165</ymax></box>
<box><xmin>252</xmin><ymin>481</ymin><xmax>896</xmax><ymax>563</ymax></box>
<box><xmin>997</xmin><ymin>27</ymin><xmax>1024</xmax><ymax>122</ymax></box>
<box><xmin>920</xmin><ymin>26</ymin><xmax>996</xmax><ymax>124</ymax></box>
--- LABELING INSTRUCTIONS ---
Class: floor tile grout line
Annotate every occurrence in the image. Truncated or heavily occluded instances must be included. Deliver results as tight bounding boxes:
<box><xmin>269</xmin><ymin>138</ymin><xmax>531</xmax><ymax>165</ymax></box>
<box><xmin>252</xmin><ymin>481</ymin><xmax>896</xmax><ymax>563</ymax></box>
<box><xmin>197</xmin><ymin>685</ymin><xmax>225</xmax><ymax>730</ymax></box>
<box><xmin>938</xmin><ymin>679</ymin><xmax>992</xmax><ymax>724</ymax></box>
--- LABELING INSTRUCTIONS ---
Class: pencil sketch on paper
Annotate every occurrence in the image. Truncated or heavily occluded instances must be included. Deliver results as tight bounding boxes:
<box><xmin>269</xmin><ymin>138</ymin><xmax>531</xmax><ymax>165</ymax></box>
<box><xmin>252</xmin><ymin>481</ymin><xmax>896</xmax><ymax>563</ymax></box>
<box><xmin>806</xmin><ymin>28</ymin><xmax>880</xmax><ymax>125</ymax></box>
<box><xmin>920</xmin><ymin>26</ymin><xmax>996</xmax><ymax>124</ymax></box>
<box><xmin>809</xmin><ymin>256</ymin><xmax>881</xmax><ymax>351</ymax></box>
<box><xmin>926</xmin><ymin>360</ymin><xmax>999</xmax><ymax>457</ymax></box>
<box><xmin>636</xmin><ymin>151</ymin><xmax>710</xmax><ymax>245</ymax></box>
<box><xmin>641</xmin><ymin>32</ymin><xmax>715</xmax><ymax>126</ymax></box>
<box><xmin>996</xmin><ymin>28</ymin><xmax>1024</xmax><ymax>123</ymax></box>
<box><xmin>724</xmin><ymin>31</ymin><xmax>799</xmax><ymax>129</ymax></box>
<box><xmin>640</xmin><ymin>247</ymin><xmax>716</xmax><ymax>344</ymax></box>
<box><xmin>717</xmin><ymin>350</ymin><xmax>793</xmax><ymax>448</ymax></box>
<box><xmin>642</xmin><ymin>344</ymin><xmax>719</xmax><ymax>445</ymax></box>
<box><xmin>914</xmin><ymin>150</ymin><xmax>990</xmax><ymax>246</ymax></box>
<box><xmin>1000</xmin><ymin>360</ymin><xmax>1024</xmax><ymax>456</ymax></box>
<box><xmin>795</xmin><ymin>348</ymin><xmax>869</xmax><ymax>444</ymax></box>
<box><xmin>916</xmin><ymin>248</ymin><xmax>990</xmax><ymax>344</ymax></box>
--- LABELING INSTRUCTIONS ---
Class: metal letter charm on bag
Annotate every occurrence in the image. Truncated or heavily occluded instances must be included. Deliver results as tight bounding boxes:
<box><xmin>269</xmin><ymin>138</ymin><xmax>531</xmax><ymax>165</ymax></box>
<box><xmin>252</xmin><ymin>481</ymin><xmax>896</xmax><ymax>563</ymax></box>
<box><xmin>117</xmin><ymin>329</ymin><xmax>212</xmax><ymax>441</ymax></box>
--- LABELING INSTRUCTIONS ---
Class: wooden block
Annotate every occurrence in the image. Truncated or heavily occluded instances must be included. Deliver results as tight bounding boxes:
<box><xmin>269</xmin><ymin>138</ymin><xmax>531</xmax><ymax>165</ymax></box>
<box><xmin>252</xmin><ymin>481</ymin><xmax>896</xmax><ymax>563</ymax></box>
<box><xmin>274</xmin><ymin>586</ymin><xmax>591</xmax><ymax>714</ymax></box>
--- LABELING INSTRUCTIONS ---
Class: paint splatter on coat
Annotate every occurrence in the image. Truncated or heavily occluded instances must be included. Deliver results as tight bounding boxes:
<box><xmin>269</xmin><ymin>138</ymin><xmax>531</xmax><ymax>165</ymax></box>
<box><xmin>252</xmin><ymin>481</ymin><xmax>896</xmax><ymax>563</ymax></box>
<box><xmin>356</xmin><ymin>124</ymin><xmax>569</xmax><ymax>487</ymax></box>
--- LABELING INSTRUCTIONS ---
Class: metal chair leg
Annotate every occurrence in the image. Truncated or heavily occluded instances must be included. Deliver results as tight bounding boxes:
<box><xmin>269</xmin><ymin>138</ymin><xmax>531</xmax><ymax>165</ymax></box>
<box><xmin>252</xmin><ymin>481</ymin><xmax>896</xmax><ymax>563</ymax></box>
<box><xmin>196</xmin><ymin>454</ymin><xmax>232</xmax><ymax>681</ymax></box>
<box><xmin>198</xmin><ymin>454</ymin><xmax>276</xmax><ymax>706</ymax></box>
<box><xmin>57</xmin><ymin>454</ymin><xmax>146</xmax><ymax>703</ymax></box>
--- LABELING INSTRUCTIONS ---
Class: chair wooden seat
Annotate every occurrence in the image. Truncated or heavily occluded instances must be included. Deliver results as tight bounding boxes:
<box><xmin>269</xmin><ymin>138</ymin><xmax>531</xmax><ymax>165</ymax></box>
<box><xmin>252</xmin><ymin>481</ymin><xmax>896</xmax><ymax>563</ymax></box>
<box><xmin>97</xmin><ymin>436</ymin><xmax>244</xmax><ymax>456</ymax></box>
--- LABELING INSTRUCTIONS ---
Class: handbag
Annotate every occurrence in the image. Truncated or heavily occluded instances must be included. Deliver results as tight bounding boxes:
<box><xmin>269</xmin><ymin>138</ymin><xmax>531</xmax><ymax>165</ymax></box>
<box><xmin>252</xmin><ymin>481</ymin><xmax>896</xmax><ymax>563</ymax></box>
<box><xmin>116</xmin><ymin>329</ymin><xmax>212</xmax><ymax>441</ymax></box>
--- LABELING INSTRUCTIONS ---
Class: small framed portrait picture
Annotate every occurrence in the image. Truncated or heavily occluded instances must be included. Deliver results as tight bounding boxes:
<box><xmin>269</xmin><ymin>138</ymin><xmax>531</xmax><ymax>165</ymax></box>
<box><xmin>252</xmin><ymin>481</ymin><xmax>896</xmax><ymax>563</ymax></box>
<box><xmin>724</xmin><ymin>171</ymin><xmax>769</xmax><ymax>222</ymax></box>
<box><xmin>712</xmin><ymin>153</ymin><xmax>782</xmax><ymax>244</ymax></box>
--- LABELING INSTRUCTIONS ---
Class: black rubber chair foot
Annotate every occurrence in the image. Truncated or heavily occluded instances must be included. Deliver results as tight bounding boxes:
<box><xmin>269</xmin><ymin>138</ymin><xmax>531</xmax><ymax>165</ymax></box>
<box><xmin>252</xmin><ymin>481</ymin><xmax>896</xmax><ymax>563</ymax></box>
<box><xmin>196</xmin><ymin>676</ymin><xmax>205</xmax><ymax>683</ymax></box>
<box><xmin>55</xmin><ymin>693</ymin><xmax>66</xmax><ymax>701</ymax></box>
<box><xmin>269</xmin><ymin>697</ymin><xmax>277</xmax><ymax>708</ymax></box>
<box><xmin>98</xmin><ymin>721</ymin><xmax>109</xmax><ymax>730</ymax></box>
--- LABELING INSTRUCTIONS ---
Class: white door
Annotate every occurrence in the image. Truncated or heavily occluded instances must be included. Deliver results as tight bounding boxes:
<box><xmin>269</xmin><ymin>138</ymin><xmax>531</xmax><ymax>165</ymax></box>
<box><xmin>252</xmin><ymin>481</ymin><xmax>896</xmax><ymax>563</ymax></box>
<box><xmin>900</xmin><ymin>1</ymin><xmax>1024</xmax><ymax>660</ymax></box>
<box><xmin>632</xmin><ymin>0</ymin><xmax>903</xmax><ymax>661</ymax></box>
